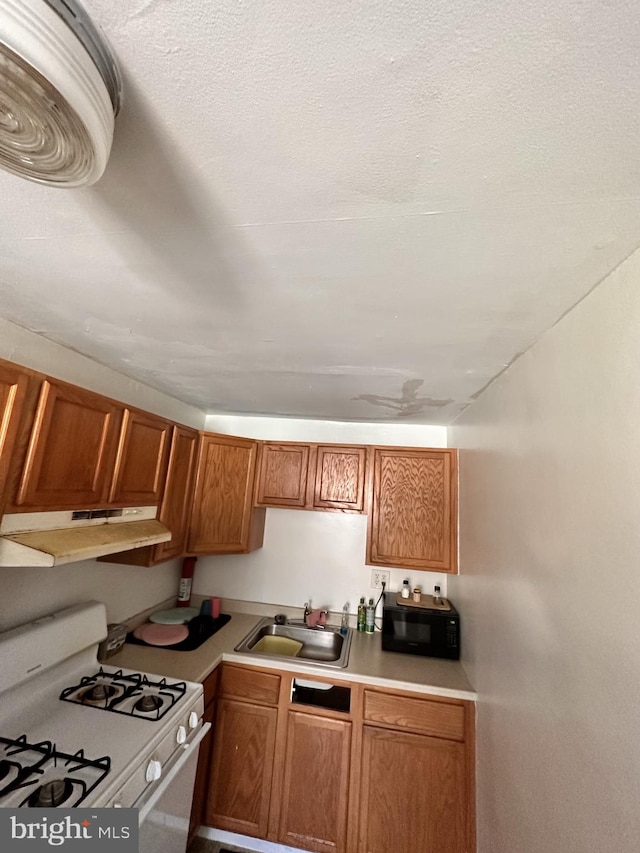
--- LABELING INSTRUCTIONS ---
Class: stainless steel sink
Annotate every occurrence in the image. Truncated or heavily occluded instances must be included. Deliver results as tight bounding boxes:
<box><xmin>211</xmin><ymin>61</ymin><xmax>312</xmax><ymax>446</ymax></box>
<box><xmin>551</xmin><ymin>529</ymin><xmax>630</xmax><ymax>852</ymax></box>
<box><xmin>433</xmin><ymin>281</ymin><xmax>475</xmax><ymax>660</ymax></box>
<box><xmin>234</xmin><ymin>617</ymin><xmax>352</xmax><ymax>668</ymax></box>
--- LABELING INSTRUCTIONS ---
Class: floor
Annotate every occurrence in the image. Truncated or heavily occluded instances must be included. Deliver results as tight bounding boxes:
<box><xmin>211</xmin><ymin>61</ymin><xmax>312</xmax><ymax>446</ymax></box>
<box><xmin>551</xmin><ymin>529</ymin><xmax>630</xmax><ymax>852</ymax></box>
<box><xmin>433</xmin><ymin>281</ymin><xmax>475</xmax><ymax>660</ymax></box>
<box><xmin>188</xmin><ymin>838</ymin><xmax>254</xmax><ymax>853</ymax></box>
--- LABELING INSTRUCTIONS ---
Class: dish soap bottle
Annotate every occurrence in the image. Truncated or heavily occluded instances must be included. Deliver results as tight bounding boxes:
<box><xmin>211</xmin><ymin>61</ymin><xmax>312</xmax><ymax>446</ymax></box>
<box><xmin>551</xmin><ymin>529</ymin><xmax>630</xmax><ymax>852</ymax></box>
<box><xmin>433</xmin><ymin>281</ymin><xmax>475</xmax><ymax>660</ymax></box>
<box><xmin>357</xmin><ymin>597</ymin><xmax>366</xmax><ymax>632</ymax></box>
<box><xmin>365</xmin><ymin>598</ymin><xmax>375</xmax><ymax>634</ymax></box>
<box><xmin>341</xmin><ymin>603</ymin><xmax>350</xmax><ymax>636</ymax></box>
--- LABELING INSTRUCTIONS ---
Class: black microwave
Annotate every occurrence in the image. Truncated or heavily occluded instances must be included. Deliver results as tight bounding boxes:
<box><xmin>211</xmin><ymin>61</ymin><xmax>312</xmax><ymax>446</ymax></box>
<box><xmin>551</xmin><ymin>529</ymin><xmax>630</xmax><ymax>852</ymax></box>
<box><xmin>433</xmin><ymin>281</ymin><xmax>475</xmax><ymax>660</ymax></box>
<box><xmin>381</xmin><ymin>597</ymin><xmax>460</xmax><ymax>660</ymax></box>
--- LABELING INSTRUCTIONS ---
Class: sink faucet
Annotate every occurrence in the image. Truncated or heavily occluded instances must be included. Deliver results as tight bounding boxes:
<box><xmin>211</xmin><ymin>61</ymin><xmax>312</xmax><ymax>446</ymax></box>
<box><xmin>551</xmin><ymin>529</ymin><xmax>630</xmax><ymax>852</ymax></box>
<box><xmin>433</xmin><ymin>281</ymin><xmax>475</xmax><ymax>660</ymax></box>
<box><xmin>304</xmin><ymin>603</ymin><xmax>328</xmax><ymax>628</ymax></box>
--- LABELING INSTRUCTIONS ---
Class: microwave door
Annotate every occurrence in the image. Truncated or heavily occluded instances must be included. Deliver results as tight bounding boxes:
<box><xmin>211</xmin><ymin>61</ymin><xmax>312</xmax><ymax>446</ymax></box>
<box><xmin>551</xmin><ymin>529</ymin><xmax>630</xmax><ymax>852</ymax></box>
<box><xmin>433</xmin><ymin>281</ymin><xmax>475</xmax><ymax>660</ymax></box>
<box><xmin>397</xmin><ymin>612</ymin><xmax>432</xmax><ymax>644</ymax></box>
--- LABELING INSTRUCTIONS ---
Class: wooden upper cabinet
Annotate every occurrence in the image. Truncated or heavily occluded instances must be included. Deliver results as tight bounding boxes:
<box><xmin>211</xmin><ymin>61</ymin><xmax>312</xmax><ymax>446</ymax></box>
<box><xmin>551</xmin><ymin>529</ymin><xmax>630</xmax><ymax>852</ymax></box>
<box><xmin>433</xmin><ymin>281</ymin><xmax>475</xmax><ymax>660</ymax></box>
<box><xmin>0</xmin><ymin>361</ymin><xmax>33</xmax><ymax>514</ymax></box>
<box><xmin>313</xmin><ymin>445</ymin><xmax>367</xmax><ymax>512</ymax></box>
<box><xmin>14</xmin><ymin>379</ymin><xmax>123</xmax><ymax>510</ymax></box>
<box><xmin>256</xmin><ymin>442</ymin><xmax>368</xmax><ymax>513</ymax></box>
<box><xmin>109</xmin><ymin>408</ymin><xmax>171</xmax><ymax>506</ymax></box>
<box><xmin>152</xmin><ymin>424</ymin><xmax>198</xmax><ymax>561</ymax></box>
<box><xmin>366</xmin><ymin>447</ymin><xmax>458</xmax><ymax>573</ymax></box>
<box><xmin>255</xmin><ymin>443</ymin><xmax>310</xmax><ymax>508</ymax></box>
<box><xmin>98</xmin><ymin>423</ymin><xmax>199</xmax><ymax>567</ymax></box>
<box><xmin>188</xmin><ymin>433</ymin><xmax>265</xmax><ymax>554</ymax></box>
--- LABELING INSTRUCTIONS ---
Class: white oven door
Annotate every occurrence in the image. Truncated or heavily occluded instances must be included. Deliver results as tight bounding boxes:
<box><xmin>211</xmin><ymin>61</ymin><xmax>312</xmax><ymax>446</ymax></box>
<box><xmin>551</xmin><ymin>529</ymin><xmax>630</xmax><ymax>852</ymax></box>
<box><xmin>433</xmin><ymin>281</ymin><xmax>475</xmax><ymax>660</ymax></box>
<box><xmin>135</xmin><ymin>722</ymin><xmax>210</xmax><ymax>853</ymax></box>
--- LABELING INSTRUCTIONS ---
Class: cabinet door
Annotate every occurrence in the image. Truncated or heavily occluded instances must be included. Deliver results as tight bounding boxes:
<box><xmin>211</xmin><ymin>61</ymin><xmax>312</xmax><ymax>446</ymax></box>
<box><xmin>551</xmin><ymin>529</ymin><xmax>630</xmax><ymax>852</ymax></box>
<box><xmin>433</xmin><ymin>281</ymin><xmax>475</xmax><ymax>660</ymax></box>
<box><xmin>206</xmin><ymin>698</ymin><xmax>278</xmax><ymax>838</ymax></box>
<box><xmin>152</xmin><ymin>425</ymin><xmax>198</xmax><ymax>561</ymax></box>
<box><xmin>189</xmin><ymin>669</ymin><xmax>219</xmax><ymax>843</ymax></box>
<box><xmin>15</xmin><ymin>380</ymin><xmax>122</xmax><ymax>510</ymax></box>
<box><xmin>278</xmin><ymin>711</ymin><xmax>352</xmax><ymax>853</ymax></box>
<box><xmin>367</xmin><ymin>448</ymin><xmax>458</xmax><ymax>572</ymax></box>
<box><xmin>0</xmin><ymin>362</ymin><xmax>31</xmax><ymax>514</ymax></box>
<box><xmin>109</xmin><ymin>408</ymin><xmax>171</xmax><ymax>505</ymax></box>
<box><xmin>358</xmin><ymin>726</ymin><xmax>467</xmax><ymax>853</ymax></box>
<box><xmin>255</xmin><ymin>442</ymin><xmax>310</xmax><ymax>508</ymax></box>
<box><xmin>96</xmin><ymin>424</ymin><xmax>198</xmax><ymax>566</ymax></box>
<box><xmin>313</xmin><ymin>445</ymin><xmax>367</xmax><ymax>512</ymax></box>
<box><xmin>188</xmin><ymin>433</ymin><xmax>265</xmax><ymax>553</ymax></box>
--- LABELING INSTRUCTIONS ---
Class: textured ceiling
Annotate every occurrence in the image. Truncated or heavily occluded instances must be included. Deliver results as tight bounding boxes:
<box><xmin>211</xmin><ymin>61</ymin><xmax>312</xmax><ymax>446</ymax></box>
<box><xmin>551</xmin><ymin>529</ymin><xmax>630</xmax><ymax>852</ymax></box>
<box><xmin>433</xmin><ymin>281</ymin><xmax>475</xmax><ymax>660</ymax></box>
<box><xmin>2</xmin><ymin>0</ymin><xmax>640</xmax><ymax>423</ymax></box>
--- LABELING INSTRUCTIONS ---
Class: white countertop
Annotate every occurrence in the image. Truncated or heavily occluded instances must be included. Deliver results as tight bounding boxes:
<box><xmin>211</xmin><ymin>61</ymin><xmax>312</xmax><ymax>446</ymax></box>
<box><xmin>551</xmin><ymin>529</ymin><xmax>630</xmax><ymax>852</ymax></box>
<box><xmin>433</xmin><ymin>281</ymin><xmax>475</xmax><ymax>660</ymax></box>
<box><xmin>107</xmin><ymin>601</ymin><xmax>476</xmax><ymax>702</ymax></box>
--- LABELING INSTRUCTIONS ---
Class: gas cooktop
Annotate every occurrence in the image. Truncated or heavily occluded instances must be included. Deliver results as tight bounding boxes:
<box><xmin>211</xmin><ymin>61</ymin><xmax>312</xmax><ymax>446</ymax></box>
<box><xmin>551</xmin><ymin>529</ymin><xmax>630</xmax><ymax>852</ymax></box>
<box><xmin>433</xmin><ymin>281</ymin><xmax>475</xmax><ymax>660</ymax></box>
<box><xmin>0</xmin><ymin>602</ymin><xmax>207</xmax><ymax>813</ymax></box>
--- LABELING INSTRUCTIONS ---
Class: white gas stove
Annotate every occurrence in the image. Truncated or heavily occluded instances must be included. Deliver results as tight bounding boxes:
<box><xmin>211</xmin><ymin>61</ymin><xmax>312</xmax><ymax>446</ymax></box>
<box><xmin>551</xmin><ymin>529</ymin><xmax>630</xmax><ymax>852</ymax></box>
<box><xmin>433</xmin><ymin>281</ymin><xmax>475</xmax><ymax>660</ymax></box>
<box><xmin>0</xmin><ymin>602</ymin><xmax>209</xmax><ymax>851</ymax></box>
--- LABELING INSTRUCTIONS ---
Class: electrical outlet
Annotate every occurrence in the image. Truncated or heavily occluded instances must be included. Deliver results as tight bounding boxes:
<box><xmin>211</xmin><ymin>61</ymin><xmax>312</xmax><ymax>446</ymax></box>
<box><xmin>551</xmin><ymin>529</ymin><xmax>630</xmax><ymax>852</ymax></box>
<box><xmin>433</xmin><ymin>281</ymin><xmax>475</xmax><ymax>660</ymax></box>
<box><xmin>370</xmin><ymin>569</ymin><xmax>390</xmax><ymax>590</ymax></box>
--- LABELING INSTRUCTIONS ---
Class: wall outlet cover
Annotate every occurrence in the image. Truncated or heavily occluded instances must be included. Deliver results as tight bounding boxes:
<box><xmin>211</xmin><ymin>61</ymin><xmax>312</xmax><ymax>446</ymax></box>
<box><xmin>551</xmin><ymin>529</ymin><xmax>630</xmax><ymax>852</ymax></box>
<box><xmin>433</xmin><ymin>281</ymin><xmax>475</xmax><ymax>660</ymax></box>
<box><xmin>370</xmin><ymin>569</ymin><xmax>390</xmax><ymax>590</ymax></box>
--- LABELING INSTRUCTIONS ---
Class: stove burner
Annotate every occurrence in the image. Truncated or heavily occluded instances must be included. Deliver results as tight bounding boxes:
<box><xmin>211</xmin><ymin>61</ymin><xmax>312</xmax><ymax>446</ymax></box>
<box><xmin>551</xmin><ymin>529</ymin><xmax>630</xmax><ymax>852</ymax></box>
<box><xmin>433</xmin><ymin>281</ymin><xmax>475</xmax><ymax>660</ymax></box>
<box><xmin>0</xmin><ymin>736</ymin><xmax>111</xmax><ymax>809</ymax></box>
<box><xmin>29</xmin><ymin>778</ymin><xmax>72</xmax><ymax>808</ymax></box>
<box><xmin>81</xmin><ymin>683</ymin><xmax>117</xmax><ymax>703</ymax></box>
<box><xmin>134</xmin><ymin>694</ymin><xmax>163</xmax><ymax>714</ymax></box>
<box><xmin>60</xmin><ymin>669</ymin><xmax>187</xmax><ymax>721</ymax></box>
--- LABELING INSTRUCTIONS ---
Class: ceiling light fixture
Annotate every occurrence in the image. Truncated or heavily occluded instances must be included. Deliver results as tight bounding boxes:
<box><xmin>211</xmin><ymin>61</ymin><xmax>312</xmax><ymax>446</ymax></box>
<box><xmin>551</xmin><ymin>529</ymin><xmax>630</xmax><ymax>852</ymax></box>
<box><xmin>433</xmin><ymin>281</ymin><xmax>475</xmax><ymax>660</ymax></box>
<box><xmin>0</xmin><ymin>0</ymin><xmax>121</xmax><ymax>187</ymax></box>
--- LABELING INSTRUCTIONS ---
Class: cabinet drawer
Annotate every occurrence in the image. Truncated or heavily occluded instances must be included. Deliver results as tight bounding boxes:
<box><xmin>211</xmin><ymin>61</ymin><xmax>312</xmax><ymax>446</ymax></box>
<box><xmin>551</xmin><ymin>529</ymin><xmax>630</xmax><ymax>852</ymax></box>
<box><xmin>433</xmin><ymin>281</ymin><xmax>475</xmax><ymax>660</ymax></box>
<box><xmin>220</xmin><ymin>665</ymin><xmax>281</xmax><ymax>706</ymax></box>
<box><xmin>363</xmin><ymin>690</ymin><xmax>465</xmax><ymax>741</ymax></box>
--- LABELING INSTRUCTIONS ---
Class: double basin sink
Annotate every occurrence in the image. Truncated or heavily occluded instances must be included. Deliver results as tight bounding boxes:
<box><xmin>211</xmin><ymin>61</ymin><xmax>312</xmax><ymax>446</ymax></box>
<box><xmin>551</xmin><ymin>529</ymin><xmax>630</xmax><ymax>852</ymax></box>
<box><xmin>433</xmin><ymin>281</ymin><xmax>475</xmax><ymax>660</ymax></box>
<box><xmin>234</xmin><ymin>616</ymin><xmax>352</xmax><ymax>669</ymax></box>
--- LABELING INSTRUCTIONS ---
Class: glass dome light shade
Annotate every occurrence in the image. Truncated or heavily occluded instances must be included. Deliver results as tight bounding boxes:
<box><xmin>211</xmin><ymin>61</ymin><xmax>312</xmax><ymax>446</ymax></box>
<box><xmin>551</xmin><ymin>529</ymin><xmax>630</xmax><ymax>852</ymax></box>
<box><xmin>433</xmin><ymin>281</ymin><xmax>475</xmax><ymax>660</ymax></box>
<box><xmin>0</xmin><ymin>0</ymin><xmax>119</xmax><ymax>187</ymax></box>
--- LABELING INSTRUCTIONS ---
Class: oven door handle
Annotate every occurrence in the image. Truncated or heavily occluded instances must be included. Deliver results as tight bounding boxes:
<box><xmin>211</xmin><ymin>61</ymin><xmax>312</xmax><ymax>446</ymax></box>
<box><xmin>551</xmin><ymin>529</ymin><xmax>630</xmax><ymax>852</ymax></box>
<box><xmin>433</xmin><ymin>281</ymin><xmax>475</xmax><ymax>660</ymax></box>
<box><xmin>134</xmin><ymin>721</ymin><xmax>211</xmax><ymax>824</ymax></box>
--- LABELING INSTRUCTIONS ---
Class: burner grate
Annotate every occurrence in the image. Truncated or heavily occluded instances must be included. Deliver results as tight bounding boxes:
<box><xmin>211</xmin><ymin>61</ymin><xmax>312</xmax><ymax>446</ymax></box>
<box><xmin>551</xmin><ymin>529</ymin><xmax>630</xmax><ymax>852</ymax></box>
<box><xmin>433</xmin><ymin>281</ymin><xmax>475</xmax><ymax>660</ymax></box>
<box><xmin>0</xmin><ymin>735</ymin><xmax>111</xmax><ymax>808</ymax></box>
<box><xmin>59</xmin><ymin>668</ymin><xmax>187</xmax><ymax>720</ymax></box>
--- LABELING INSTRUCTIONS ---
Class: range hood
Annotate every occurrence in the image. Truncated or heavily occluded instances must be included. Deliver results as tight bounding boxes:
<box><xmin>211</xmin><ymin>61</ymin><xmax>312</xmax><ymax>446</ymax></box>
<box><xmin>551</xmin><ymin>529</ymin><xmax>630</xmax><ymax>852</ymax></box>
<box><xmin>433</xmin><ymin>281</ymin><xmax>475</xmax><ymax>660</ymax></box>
<box><xmin>0</xmin><ymin>507</ymin><xmax>170</xmax><ymax>567</ymax></box>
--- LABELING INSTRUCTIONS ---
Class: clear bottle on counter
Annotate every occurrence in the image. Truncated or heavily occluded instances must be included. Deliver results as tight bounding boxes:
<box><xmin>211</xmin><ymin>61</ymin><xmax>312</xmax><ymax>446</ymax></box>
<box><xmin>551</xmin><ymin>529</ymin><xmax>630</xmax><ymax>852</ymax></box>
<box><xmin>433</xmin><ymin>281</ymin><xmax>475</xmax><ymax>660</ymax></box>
<box><xmin>433</xmin><ymin>585</ymin><xmax>442</xmax><ymax>605</ymax></box>
<box><xmin>365</xmin><ymin>598</ymin><xmax>375</xmax><ymax>633</ymax></box>
<box><xmin>357</xmin><ymin>597</ymin><xmax>366</xmax><ymax>632</ymax></box>
<box><xmin>401</xmin><ymin>579</ymin><xmax>411</xmax><ymax>599</ymax></box>
<box><xmin>340</xmin><ymin>603</ymin><xmax>350</xmax><ymax>636</ymax></box>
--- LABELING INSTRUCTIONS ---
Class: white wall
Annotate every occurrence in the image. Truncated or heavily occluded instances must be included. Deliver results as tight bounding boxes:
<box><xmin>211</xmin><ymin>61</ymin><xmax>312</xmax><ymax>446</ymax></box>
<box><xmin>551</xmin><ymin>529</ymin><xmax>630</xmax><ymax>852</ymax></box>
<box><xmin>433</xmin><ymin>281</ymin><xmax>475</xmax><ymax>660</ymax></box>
<box><xmin>449</xmin><ymin>251</ymin><xmax>640</xmax><ymax>851</ymax></box>
<box><xmin>195</xmin><ymin>415</ymin><xmax>449</xmax><ymax>614</ymax></box>
<box><xmin>0</xmin><ymin>317</ymin><xmax>205</xmax><ymax>428</ymax></box>
<box><xmin>0</xmin><ymin>319</ymin><xmax>207</xmax><ymax>631</ymax></box>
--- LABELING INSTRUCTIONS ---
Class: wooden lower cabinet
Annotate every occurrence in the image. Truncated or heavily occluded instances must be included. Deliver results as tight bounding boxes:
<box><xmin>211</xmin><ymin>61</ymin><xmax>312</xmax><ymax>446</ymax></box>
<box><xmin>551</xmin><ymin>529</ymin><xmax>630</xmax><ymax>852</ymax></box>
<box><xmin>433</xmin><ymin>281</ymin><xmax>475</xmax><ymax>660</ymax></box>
<box><xmin>206</xmin><ymin>697</ymin><xmax>278</xmax><ymax>838</ymax></box>
<box><xmin>203</xmin><ymin>665</ymin><xmax>475</xmax><ymax>853</ymax></box>
<box><xmin>278</xmin><ymin>712</ymin><xmax>352</xmax><ymax>853</ymax></box>
<box><xmin>189</xmin><ymin>669</ymin><xmax>218</xmax><ymax>843</ymax></box>
<box><xmin>358</xmin><ymin>727</ymin><xmax>467</xmax><ymax>853</ymax></box>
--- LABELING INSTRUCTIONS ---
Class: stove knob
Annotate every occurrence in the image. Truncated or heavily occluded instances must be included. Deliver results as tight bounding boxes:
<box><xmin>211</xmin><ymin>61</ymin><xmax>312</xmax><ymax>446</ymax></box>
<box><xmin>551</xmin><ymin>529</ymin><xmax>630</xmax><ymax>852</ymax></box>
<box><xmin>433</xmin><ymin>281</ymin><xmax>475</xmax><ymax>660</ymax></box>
<box><xmin>188</xmin><ymin>711</ymin><xmax>199</xmax><ymax>730</ymax></box>
<box><xmin>145</xmin><ymin>759</ymin><xmax>162</xmax><ymax>783</ymax></box>
<box><xmin>176</xmin><ymin>725</ymin><xmax>187</xmax><ymax>745</ymax></box>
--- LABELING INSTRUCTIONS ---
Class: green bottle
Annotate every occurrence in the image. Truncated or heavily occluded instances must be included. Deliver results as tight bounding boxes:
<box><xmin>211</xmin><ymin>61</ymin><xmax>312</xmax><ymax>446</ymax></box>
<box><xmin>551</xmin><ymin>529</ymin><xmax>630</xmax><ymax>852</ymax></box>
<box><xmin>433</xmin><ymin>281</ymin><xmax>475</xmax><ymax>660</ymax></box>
<box><xmin>357</xmin><ymin>597</ymin><xmax>366</xmax><ymax>632</ymax></box>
